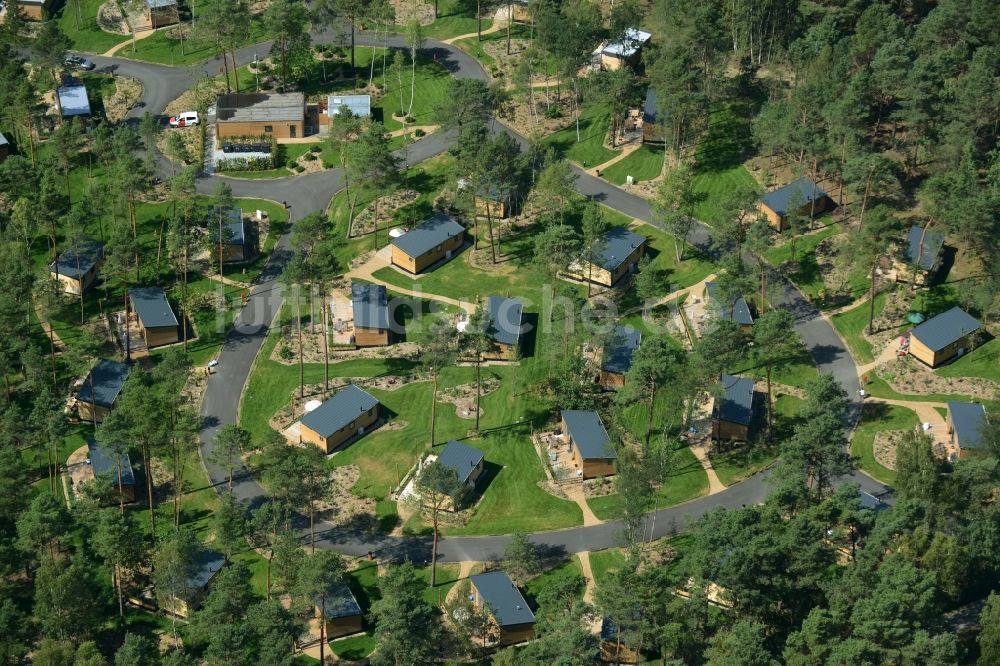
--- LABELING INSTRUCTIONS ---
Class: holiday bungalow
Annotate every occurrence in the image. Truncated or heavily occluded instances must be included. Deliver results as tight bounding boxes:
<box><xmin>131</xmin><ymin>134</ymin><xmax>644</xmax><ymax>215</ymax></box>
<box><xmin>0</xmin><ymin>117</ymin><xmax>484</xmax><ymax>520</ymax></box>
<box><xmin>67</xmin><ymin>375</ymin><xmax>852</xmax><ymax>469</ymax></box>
<box><xmin>894</xmin><ymin>225</ymin><xmax>945</xmax><ymax>286</ymax></box>
<box><xmin>49</xmin><ymin>239</ymin><xmax>104</xmax><ymax>295</ymax></box>
<box><xmin>390</xmin><ymin>213</ymin><xmax>466</xmax><ymax>274</ymax></box>
<box><xmin>470</xmin><ymin>571</ymin><xmax>535</xmax><ymax>646</ymax></box>
<box><xmin>207</xmin><ymin>206</ymin><xmax>256</xmax><ymax>263</ymax></box>
<box><xmin>436</xmin><ymin>440</ymin><xmax>486</xmax><ymax>490</ymax></box>
<box><xmin>481</xmin><ymin>296</ymin><xmax>523</xmax><ymax>361</ymax></box>
<box><xmin>76</xmin><ymin>359</ymin><xmax>130</xmax><ymax>424</ymax></box>
<box><xmin>712</xmin><ymin>374</ymin><xmax>755</xmax><ymax>442</ymax></box>
<box><xmin>562</xmin><ymin>410</ymin><xmax>616</xmax><ymax>479</ymax></box>
<box><xmin>640</xmin><ymin>88</ymin><xmax>664</xmax><ymax>145</ymax></box>
<box><xmin>595</xmin><ymin>28</ymin><xmax>651</xmax><ymax>71</ymax></box>
<box><xmin>145</xmin><ymin>0</ymin><xmax>179</xmax><ymax>28</ymax></box>
<box><xmin>351</xmin><ymin>282</ymin><xmax>391</xmax><ymax>347</ymax></box>
<box><xmin>159</xmin><ymin>548</ymin><xmax>226</xmax><ymax>618</ymax></box>
<box><xmin>57</xmin><ymin>84</ymin><xmax>92</xmax><ymax>119</ymax></box>
<box><xmin>13</xmin><ymin>0</ymin><xmax>58</xmax><ymax>20</ymax></box>
<box><xmin>215</xmin><ymin>92</ymin><xmax>306</xmax><ymax>139</ymax></box>
<box><xmin>299</xmin><ymin>384</ymin><xmax>380</xmax><ymax>454</ymax></box>
<box><xmin>907</xmin><ymin>306</ymin><xmax>981</xmax><ymax>368</ymax></box>
<box><xmin>759</xmin><ymin>177</ymin><xmax>832</xmax><ymax>231</ymax></box>
<box><xmin>569</xmin><ymin>226</ymin><xmax>647</xmax><ymax>287</ymax></box>
<box><xmin>600</xmin><ymin>325</ymin><xmax>641</xmax><ymax>390</ymax></box>
<box><xmin>704</xmin><ymin>281</ymin><xmax>755</xmax><ymax>332</ymax></box>
<box><xmin>947</xmin><ymin>401</ymin><xmax>989</xmax><ymax>459</ymax></box>
<box><xmin>86</xmin><ymin>439</ymin><xmax>136</xmax><ymax>504</ymax></box>
<box><xmin>128</xmin><ymin>287</ymin><xmax>180</xmax><ymax>348</ymax></box>
<box><xmin>315</xmin><ymin>583</ymin><xmax>364</xmax><ymax>639</ymax></box>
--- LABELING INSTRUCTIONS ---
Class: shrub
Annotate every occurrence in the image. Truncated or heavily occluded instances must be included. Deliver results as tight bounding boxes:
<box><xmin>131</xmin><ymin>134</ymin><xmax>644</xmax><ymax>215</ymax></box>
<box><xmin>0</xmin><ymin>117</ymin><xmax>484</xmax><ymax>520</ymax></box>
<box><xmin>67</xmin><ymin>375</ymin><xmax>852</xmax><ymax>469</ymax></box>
<box><xmin>543</xmin><ymin>105</ymin><xmax>562</xmax><ymax>119</ymax></box>
<box><xmin>303</xmin><ymin>152</ymin><xmax>316</xmax><ymax>161</ymax></box>
<box><xmin>414</xmin><ymin>128</ymin><xmax>426</xmax><ymax>138</ymax></box>
<box><xmin>279</xmin><ymin>346</ymin><xmax>294</xmax><ymax>360</ymax></box>
<box><xmin>404</xmin><ymin>116</ymin><xmax>415</xmax><ymax>124</ymax></box>
<box><xmin>216</xmin><ymin>155</ymin><xmax>275</xmax><ymax>172</ymax></box>
<box><xmin>310</xmin><ymin>144</ymin><xmax>321</xmax><ymax>153</ymax></box>
<box><xmin>294</xmin><ymin>164</ymin><xmax>305</xmax><ymax>173</ymax></box>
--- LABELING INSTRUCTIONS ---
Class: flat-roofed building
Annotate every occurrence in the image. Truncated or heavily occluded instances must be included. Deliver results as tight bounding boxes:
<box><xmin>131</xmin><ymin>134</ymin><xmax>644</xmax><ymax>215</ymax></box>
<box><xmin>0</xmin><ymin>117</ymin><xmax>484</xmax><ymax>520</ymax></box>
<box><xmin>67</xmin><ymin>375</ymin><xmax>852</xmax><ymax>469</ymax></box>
<box><xmin>327</xmin><ymin>94</ymin><xmax>371</xmax><ymax>118</ymax></box>
<box><xmin>759</xmin><ymin>177</ymin><xmax>832</xmax><ymax>230</ymax></box>
<box><xmin>159</xmin><ymin>548</ymin><xmax>226</xmax><ymax>618</ymax></box>
<box><xmin>315</xmin><ymin>583</ymin><xmax>364</xmax><ymax>638</ymax></box>
<box><xmin>436</xmin><ymin>440</ymin><xmax>486</xmax><ymax>488</ymax></box>
<box><xmin>596</xmin><ymin>28</ymin><xmax>651</xmax><ymax>71</ymax></box>
<box><xmin>481</xmin><ymin>296</ymin><xmax>523</xmax><ymax>361</ymax></box>
<box><xmin>13</xmin><ymin>0</ymin><xmax>58</xmax><ymax>20</ymax></box>
<box><xmin>600</xmin><ymin>325</ymin><xmax>641</xmax><ymax>390</ymax></box>
<box><xmin>86</xmin><ymin>438</ymin><xmax>136</xmax><ymax>503</ymax></box>
<box><xmin>561</xmin><ymin>410</ymin><xmax>616</xmax><ymax>479</ymax></box>
<box><xmin>299</xmin><ymin>384</ymin><xmax>380</xmax><ymax>454</ymax></box>
<box><xmin>57</xmin><ymin>85</ymin><xmax>92</xmax><ymax>118</ymax></box>
<box><xmin>208</xmin><ymin>206</ymin><xmax>255</xmax><ymax>263</ymax></box>
<box><xmin>947</xmin><ymin>401</ymin><xmax>989</xmax><ymax>459</ymax></box>
<box><xmin>569</xmin><ymin>227</ymin><xmax>647</xmax><ymax>287</ymax></box>
<box><xmin>145</xmin><ymin>0</ymin><xmax>179</xmax><ymax>27</ymax></box>
<box><xmin>351</xmin><ymin>282</ymin><xmax>391</xmax><ymax>347</ymax></box>
<box><xmin>894</xmin><ymin>225</ymin><xmax>945</xmax><ymax>286</ymax></box>
<box><xmin>215</xmin><ymin>92</ymin><xmax>306</xmax><ymax>139</ymax></box>
<box><xmin>704</xmin><ymin>281</ymin><xmax>755</xmax><ymax>332</ymax></box>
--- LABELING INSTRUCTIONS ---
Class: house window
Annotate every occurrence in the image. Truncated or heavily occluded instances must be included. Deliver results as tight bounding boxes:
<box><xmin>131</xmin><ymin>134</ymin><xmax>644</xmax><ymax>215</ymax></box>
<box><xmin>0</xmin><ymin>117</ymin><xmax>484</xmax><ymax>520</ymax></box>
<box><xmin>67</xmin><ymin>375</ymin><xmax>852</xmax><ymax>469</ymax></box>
<box><xmin>289</xmin><ymin>125</ymin><xmax>297</xmax><ymax>138</ymax></box>
<box><xmin>263</xmin><ymin>125</ymin><xmax>273</xmax><ymax>133</ymax></box>
<box><xmin>350</xmin><ymin>420</ymin><xmax>356</xmax><ymax>429</ymax></box>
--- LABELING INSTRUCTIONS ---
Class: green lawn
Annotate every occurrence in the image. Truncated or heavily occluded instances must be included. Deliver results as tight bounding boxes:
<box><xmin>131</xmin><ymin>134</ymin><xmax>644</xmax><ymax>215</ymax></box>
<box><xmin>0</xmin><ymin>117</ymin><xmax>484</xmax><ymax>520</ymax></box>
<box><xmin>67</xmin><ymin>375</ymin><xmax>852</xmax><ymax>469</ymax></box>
<box><xmin>453</xmin><ymin>22</ymin><xmax>530</xmax><ymax>71</ymax></box>
<box><xmin>635</xmin><ymin>224</ymin><xmax>716</xmax><ymax>292</ymax></box>
<box><xmin>710</xmin><ymin>394</ymin><xmax>803</xmax><ymax>486</ymax></box>
<box><xmin>850</xmin><ymin>402</ymin><xmax>920</xmax><ymax>484</ymax></box>
<box><xmin>123</xmin><ymin>8</ymin><xmax>270</xmax><ymax>66</ymax></box>
<box><xmin>587</xmin><ymin>445</ymin><xmax>709</xmax><ymax>521</ymax></box>
<box><xmin>762</xmin><ymin>224</ymin><xmax>864</xmax><ymax>303</ymax></box>
<box><xmin>543</xmin><ymin>104</ymin><xmax>620</xmax><ymax>168</ymax></box>
<box><xmin>602</xmin><ymin>145</ymin><xmax>665</xmax><ymax>186</ymax></box>
<box><xmin>689</xmin><ymin>105</ymin><xmax>758</xmax><ymax>224</ymax></box>
<box><xmin>935</xmin><ymin>337</ymin><xmax>1000</xmax><ymax>385</ymax></box>
<box><xmin>830</xmin><ymin>293</ymin><xmax>886</xmax><ymax>365</ymax></box>
<box><xmin>56</xmin><ymin>0</ymin><xmax>129</xmax><ymax>54</ymax></box>
<box><xmin>588</xmin><ymin>549</ymin><xmax>627</xmax><ymax>588</ymax></box>
<box><xmin>862</xmin><ymin>372</ymin><xmax>984</xmax><ymax>404</ymax></box>
<box><xmin>524</xmin><ymin>556</ymin><xmax>585</xmax><ymax>609</ymax></box>
<box><xmin>412</xmin><ymin>0</ymin><xmax>493</xmax><ymax>40</ymax></box>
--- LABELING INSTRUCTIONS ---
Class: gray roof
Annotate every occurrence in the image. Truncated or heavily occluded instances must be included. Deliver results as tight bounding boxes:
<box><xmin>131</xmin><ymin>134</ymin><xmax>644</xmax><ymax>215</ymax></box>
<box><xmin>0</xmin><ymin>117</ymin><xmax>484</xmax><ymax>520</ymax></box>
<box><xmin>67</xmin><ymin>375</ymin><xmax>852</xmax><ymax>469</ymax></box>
<box><xmin>705</xmin><ymin>282</ymin><xmax>754</xmax><ymax>326</ymax></box>
<box><xmin>0</xmin><ymin>132</ymin><xmax>8</xmax><ymax>147</ymax></box>
<box><xmin>351</xmin><ymin>282</ymin><xmax>389</xmax><ymax>330</ymax></box>
<box><xmin>436</xmin><ymin>440</ymin><xmax>485</xmax><ymax>485</ymax></box>
<box><xmin>328</xmin><ymin>94</ymin><xmax>371</xmax><ymax>118</ymax></box>
<box><xmin>87</xmin><ymin>439</ymin><xmax>135</xmax><ymax>486</ymax></box>
<box><xmin>909</xmin><ymin>306</ymin><xmax>981</xmax><ymax>352</ymax></box>
<box><xmin>642</xmin><ymin>88</ymin><xmax>658</xmax><ymax>124</ymax></box>
<box><xmin>486</xmin><ymin>296</ymin><xmax>523</xmax><ymax>347</ymax></box>
<box><xmin>189</xmin><ymin>548</ymin><xmax>226</xmax><ymax>591</ymax></box>
<box><xmin>713</xmin><ymin>374</ymin><xmax>754</xmax><ymax>426</ymax></box>
<box><xmin>76</xmin><ymin>359</ymin><xmax>129</xmax><ymax>409</ymax></box>
<box><xmin>601</xmin><ymin>325</ymin><xmax>641</xmax><ymax>375</ymax></box>
<box><xmin>858</xmin><ymin>490</ymin><xmax>888</xmax><ymax>512</ymax></box>
<box><xmin>129</xmin><ymin>287</ymin><xmax>179</xmax><ymax>329</ymax></box>
<box><xmin>58</xmin><ymin>85</ymin><xmax>91</xmax><ymax>117</ymax></box>
<box><xmin>146</xmin><ymin>0</ymin><xmax>177</xmax><ymax>7</ymax></box>
<box><xmin>762</xmin><ymin>177</ymin><xmax>827</xmax><ymax>217</ymax></box>
<box><xmin>216</xmin><ymin>92</ymin><xmax>305</xmax><ymax>123</ymax></box>
<box><xmin>207</xmin><ymin>206</ymin><xmax>246</xmax><ymax>247</ymax></box>
<box><xmin>563</xmin><ymin>410</ymin><xmax>616</xmax><ymax>460</ymax></box>
<box><xmin>50</xmin><ymin>239</ymin><xmax>104</xmax><ymax>280</ymax></box>
<box><xmin>602</xmin><ymin>28</ymin><xmax>652</xmax><ymax>58</ymax></box>
<box><xmin>904</xmin><ymin>225</ymin><xmax>944</xmax><ymax>271</ymax></box>
<box><xmin>470</xmin><ymin>571</ymin><xmax>535</xmax><ymax>627</ymax></box>
<box><xmin>590</xmin><ymin>227</ymin><xmax>646</xmax><ymax>271</ymax></box>
<box><xmin>390</xmin><ymin>213</ymin><xmax>465</xmax><ymax>259</ymax></box>
<box><xmin>948</xmin><ymin>401</ymin><xmax>987</xmax><ymax>451</ymax></box>
<box><xmin>318</xmin><ymin>583</ymin><xmax>363</xmax><ymax>620</ymax></box>
<box><xmin>300</xmin><ymin>384</ymin><xmax>379</xmax><ymax>439</ymax></box>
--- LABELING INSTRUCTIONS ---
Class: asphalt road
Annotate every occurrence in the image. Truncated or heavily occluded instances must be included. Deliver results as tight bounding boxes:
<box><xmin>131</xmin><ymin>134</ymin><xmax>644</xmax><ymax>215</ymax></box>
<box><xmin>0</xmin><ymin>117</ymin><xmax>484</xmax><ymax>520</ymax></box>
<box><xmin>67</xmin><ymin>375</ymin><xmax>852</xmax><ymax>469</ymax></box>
<box><xmin>87</xmin><ymin>28</ymin><xmax>888</xmax><ymax>561</ymax></box>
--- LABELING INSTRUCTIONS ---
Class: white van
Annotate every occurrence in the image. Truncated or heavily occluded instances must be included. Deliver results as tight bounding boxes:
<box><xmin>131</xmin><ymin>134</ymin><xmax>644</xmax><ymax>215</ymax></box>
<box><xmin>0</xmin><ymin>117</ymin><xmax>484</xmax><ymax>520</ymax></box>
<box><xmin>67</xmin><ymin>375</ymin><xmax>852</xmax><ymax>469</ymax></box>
<box><xmin>169</xmin><ymin>111</ymin><xmax>199</xmax><ymax>127</ymax></box>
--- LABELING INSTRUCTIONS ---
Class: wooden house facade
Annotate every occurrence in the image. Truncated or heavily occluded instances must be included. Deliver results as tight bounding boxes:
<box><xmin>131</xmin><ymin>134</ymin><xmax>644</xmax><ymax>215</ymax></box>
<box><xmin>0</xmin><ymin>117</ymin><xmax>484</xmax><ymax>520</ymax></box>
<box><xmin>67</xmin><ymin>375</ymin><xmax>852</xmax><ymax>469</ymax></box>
<box><xmin>908</xmin><ymin>307</ymin><xmax>981</xmax><ymax>368</ymax></box>
<box><xmin>389</xmin><ymin>213</ymin><xmax>466</xmax><ymax>274</ymax></box>
<box><xmin>299</xmin><ymin>384</ymin><xmax>380</xmax><ymax>454</ymax></box>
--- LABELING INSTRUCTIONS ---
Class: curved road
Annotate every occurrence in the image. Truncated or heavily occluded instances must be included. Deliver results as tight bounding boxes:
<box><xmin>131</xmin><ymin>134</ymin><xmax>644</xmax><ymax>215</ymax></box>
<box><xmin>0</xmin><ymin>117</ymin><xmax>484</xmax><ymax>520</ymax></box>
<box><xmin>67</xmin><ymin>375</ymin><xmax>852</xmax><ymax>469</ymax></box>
<box><xmin>83</xmin><ymin>28</ymin><xmax>889</xmax><ymax>562</ymax></box>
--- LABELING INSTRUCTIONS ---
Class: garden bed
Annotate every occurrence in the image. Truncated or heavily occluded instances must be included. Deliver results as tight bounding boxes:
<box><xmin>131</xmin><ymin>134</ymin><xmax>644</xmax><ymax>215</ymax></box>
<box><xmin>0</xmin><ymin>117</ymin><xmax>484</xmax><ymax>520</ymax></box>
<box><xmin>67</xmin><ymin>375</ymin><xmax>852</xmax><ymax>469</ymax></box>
<box><xmin>874</xmin><ymin>357</ymin><xmax>999</xmax><ymax>397</ymax></box>
<box><xmin>437</xmin><ymin>376</ymin><xmax>500</xmax><ymax>419</ymax></box>
<box><xmin>348</xmin><ymin>188</ymin><xmax>421</xmax><ymax>238</ymax></box>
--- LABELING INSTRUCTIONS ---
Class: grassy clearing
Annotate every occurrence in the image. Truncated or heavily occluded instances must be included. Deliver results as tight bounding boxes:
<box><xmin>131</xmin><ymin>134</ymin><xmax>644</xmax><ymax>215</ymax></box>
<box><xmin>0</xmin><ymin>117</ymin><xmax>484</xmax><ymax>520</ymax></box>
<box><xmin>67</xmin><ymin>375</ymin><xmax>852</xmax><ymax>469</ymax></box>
<box><xmin>762</xmin><ymin>223</ymin><xmax>867</xmax><ymax>303</ymax></box>
<box><xmin>850</xmin><ymin>402</ymin><xmax>919</xmax><ymax>484</ymax></box>
<box><xmin>588</xmin><ymin>549</ymin><xmax>626</xmax><ymax>587</ymax></box>
<box><xmin>635</xmin><ymin>224</ymin><xmax>716</xmax><ymax>292</ymax></box>
<box><xmin>935</xmin><ymin>338</ymin><xmax>1000</xmax><ymax>385</ymax></box>
<box><xmin>602</xmin><ymin>145</ymin><xmax>665</xmax><ymax>185</ymax></box>
<box><xmin>414</xmin><ymin>0</ymin><xmax>493</xmax><ymax>40</ymax></box>
<box><xmin>830</xmin><ymin>293</ymin><xmax>886</xmax><ymax>365</ymax></box>
<box><xmin>56</xmin><ymin>0</ymin><xmax>129</xmax><ymax>54</ymax></box>
<box><xmin>587</xmin><ymin>445</ymin><xmax>709</xmax><ymax>521</ymax></box>
<box><xmin>524</xmin><ymin>556</ymin><xmax>585</xmax><ymax>608</ymax></box>
<box><xmin>543</xmin><ymin>104</ymin><xmax>620</xmax><ymax>168</ymax></box>
<box><xmin>453</xmin><ymin>22</ymin><xmax>531</xmax><ymax>70</ymax></box>
<box><xmin>690</xmin><ymin>105</ymin><xmax>758</xmax><ymax>224</ymax></box>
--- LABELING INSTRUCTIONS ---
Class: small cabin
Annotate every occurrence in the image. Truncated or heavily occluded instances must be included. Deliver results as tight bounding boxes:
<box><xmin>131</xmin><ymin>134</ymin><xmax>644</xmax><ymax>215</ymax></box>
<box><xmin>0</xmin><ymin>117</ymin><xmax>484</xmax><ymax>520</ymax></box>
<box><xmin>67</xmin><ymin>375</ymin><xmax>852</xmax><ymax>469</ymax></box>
<box><xmin>759</xmin><ymin>178</ymin><xmax>832</xmax><ymax>231</ymax></box>
<box><xmin>481</xmin><ymin>296</ymin><xmax>523</xmax><ymax>361</ymax></box>
<box><xmin>711</xmin><ymin>374</ymin><xmax>754</xmax><ymax>443</ymax></box>
<box><xmin>207</xmin><ymin>206</ymin><xmax>256</xmax><ymax>263</ymax></box>
<box><xmin>57</xmin><ymin>84</ymin><xmax>92</xmax><ymax>119</ymax></box>
<box><xmin>128</xmin><ymin>287</ymin><xmax>180</xmax><ymax>348</ymax></box>
<box><xmin>570</xmin><ymin>227</ymin><xmax>647</xmax><ymax>287</ymax></box>
<box><xmin>908</xmin><ymin>307</ymin><xmax>981</xmax><ymax>368</ymax></box>
<box><xmin>315</xmin><ymin>583</ymin><xmax>364</xmax><ymax>639</ymax></box>
<box><xmin>76</xmin><ymin>359</ymin><xmax>130</xmax><ymax>424</ymax></box>
<box><xmin>145</xmin><ymin>0</ymin><xmax>179</xmax><ymax>28</ymax></box>
<box><xmin>86</xmin><ymin>439</ymin><xmax>136</xmax><ymax>504</ymax></box>
<box><xmin>13</xmin><ymin>0</ymin><xmax>58</xmax><ymax>21</ymax></box>
<box><xmin>469</xmin><ymin>571</ymin><xmax>535</xmax><ymax>646</ymax></box>
<box><xmin>436</xmin><ymin>440</ymin><xmax>486</xmax><ymax>489</ymax></box>
<box><xmin>389</xmin><ymin>213</ymin><xmax>466</xmax><ymax>274</ymax></box>
<box><xmin>594</xmin><ymin>28</ymin><xmax>651</xmax><ymax>71</ymax></box>
<box><xmin>703</xmin><ymin>282</ymin><xmax>755</xmax><ymax>332</ymax></box>
<box><xmin>299</xmin><ymin>384</ymin><xmax>380</xmax><ymax>454</ymax></box>
<box><xmin>894</xmin><ymin>225</ymin><xmax>945</xmax><ymax>286</ymax></box>
<box><xmin>159</xmin><ymin>548</ymin><xmax>226</xmax><ymax>618</ymax></box>
<box><xmin>600</xmin><ymin>325</ymin><xmax>641</xmax><ymax>390</ymax></box>
<box><xmin>640</xmin><ymin>89</ymin><xmax>663</xmax><ymax>146</ymax></box>
<box><xmin>351</xmin><ymin>282</ymin><xmax>391</xmax><ymax>347</ymax></box>
<box><xmin>561</xmin><ymin>410</ymin><xmax>616</xmax><ymax>479</ymax></box>
<box><xmin>49</xmin><ymin>239</ymin><xmax>104</xmax><ymax>295</ymax></box>
<box><xmin>947</xmin><ymin>401</ymin><xmax>989</xmax><ymax>460</ymax></box>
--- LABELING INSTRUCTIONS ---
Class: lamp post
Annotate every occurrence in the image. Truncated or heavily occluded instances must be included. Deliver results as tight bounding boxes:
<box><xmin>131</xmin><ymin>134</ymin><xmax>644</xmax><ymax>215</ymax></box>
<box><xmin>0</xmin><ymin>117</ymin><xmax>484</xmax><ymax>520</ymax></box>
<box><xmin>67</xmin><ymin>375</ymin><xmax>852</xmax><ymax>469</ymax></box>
<box><xmin>253</xmin><ymin>53</ymin><xmax>259</xmax><ymax>92</ymax></box>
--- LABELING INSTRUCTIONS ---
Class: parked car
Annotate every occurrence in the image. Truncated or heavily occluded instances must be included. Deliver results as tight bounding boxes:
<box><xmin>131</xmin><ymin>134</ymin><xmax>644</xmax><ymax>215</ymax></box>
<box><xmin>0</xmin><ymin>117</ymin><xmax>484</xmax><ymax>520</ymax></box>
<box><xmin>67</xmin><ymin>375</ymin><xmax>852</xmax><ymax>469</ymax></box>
<box><xmin>64</xmin><ymin>55</ymin><xmax>96</xmax><ymax>71</ymax></box>
<box><xmin>168</xmin><ymin>111</ymin><xmax>199</xmax><ymax>127</ymax></box>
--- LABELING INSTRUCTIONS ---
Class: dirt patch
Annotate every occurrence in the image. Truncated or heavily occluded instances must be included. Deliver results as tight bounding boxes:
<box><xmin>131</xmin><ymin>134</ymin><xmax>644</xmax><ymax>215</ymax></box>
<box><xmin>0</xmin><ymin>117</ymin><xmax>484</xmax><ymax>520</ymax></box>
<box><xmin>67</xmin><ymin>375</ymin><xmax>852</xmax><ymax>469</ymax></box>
<box><xmin>97</xmin><ymin>2</ymin><xmax>128</xmax><ymax>34</ymax></box>
<box><xmin>583</xmin><ymin>476</ymin><xmax>615</xmax><ymax>498</ymax></box>
<box><xmin>348</xmin><ymin>189</ymin><xmax>421</xmax><ymax>238</ymax></box>
<box><xmin>438</xmin><ymin>376</ymin><xmax>501</xmax><ymax>419</ymax></box>
<box><xmin>314</xmin><ymin>464</ymin><xmax>380</xmax><ymax>528</ymax></box>
<box><xmin>872</xmin><ymin>430</ymin><xmax>908</xmax><ymax>470</ymax></box>
<box><xmin>874</xmin><ymin>357</ymin><xmax>999</xmax><ymax>397</ymax></box>
<box><xmin>390</xmin><ymin>0</ymin><xmax>435</xmax><ymax>25</ymax></box>
<box><xmin>269</xmin><ymin>322</ymin><xmax>421</xmax><ymax>365</ymax></box>
<box><xmin>103</xmin><ymin>76</ymin><xmax>143</xmax><ymax>123</ymax></box>
<box><xmin>538</xmin><ymin>479</ymin><xmax>570</xmax><ymax>500</ymax></box>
